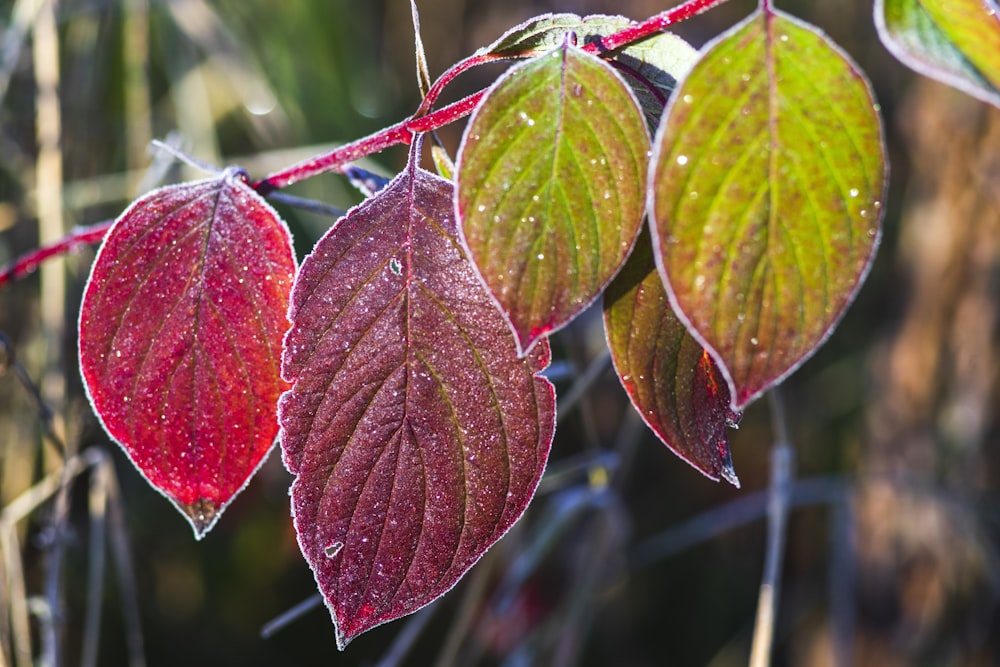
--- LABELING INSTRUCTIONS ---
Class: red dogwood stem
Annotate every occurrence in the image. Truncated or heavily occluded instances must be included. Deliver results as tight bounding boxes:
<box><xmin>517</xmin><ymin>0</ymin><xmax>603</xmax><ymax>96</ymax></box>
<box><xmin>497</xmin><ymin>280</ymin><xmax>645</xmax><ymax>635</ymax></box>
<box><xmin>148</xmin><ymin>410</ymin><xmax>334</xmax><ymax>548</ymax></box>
<box><xmin>0</xmin><ymin>0</ymin><xmax>732</xmax><ymax>287</ymax></box>
<box><xmin>255</xmin><ymin>0</ymin><xmax>731</xmax><ymax>193</ymax></box>
<box><xmin>0</xmin><ymin>220</ymin><xmax>112</xmax><ymax>289</ymax></box>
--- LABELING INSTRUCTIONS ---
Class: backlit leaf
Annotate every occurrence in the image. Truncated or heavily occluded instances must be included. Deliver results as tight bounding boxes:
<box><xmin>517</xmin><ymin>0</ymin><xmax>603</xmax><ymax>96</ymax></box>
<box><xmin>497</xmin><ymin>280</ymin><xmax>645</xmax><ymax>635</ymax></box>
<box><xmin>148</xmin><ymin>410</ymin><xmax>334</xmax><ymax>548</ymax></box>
<box><xmin>478</xmin><ymin>13</ymin><xmax>698</xmax><ymax>121</ymax></box>
<box><xmin>604</xmin><ymin>231</ymin><xmax>740</xmax><ymax>485</ymax></box>
<box><xmin>875</xmin><ymin>0</ymin><xmax>1000</xmax><ymax>109</ymax></box>
<box><xmin>649</xmin><ymin>9</ymin><xmax>886</xmax><ymax>410</ymax></box>
<box><xmin>457</xmin><ymin>43</ymin><xmax>649</xmax><ymax>354</ymax></box>
<box><xmin>79</xmin><ymin>167</ymin><xmax>295</xmax><ymax>538</ymax></box>
<box><xmin>279</xmin><ymin>159</ymin><xmax>555</xmax><ymax>648</ymax></box>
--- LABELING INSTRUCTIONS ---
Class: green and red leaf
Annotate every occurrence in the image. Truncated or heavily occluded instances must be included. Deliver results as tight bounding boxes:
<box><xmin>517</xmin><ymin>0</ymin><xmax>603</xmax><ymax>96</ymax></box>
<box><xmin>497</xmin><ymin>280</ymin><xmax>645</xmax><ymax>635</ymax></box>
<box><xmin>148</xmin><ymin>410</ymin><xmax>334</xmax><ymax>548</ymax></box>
<box><xmin>875</xmin><ymin>0</ymin><xmax>1000</xmax><ymax>109</ymax></box>
<box><xmin>649</xmin><ymin>9</ymin><xmax>886</xmax><ymax>410</ymax></box>
<box><xmin>604</xmin><ymin>231</ymin><xmax>740</xmax><ymax>485</ymax></box>
<box><xmin>79</xmin><ymin>168</ymin><xmax>295</xmax><ymax>538</ymax></box>
<box><xmin>477</xmin><ymin>13</ymin><xmax>697</xmax><ymax>121</ymax></box>
<box><xmin>457</xmin><ymin>42</ymin><xmax>650</xmax><ymax>354</ymax></box>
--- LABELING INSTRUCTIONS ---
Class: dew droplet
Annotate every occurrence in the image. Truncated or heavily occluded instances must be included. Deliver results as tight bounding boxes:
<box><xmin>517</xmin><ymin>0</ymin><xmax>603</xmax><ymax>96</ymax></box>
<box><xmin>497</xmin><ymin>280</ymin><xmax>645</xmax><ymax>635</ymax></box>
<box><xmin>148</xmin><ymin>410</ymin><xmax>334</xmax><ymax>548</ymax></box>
<box><xmin>849</xmin><ymin>188</ymin><xmax>859</xmax><ymax>198</ymax></box>
<box><xmin>676</xmin><ymin>154</ymin><xmax>689</xmax><ymax>166</ymax></box>
<box><xmin>477</xmin><ymin>204</ymin><xmax>486</xmax><ymax>212</ymax></box>
<box><xmin>694</xmin><ymin>274</ymin><xmax>705</xmax><ymax>288</ymax></box>
<box><xmin>750</xmin><ymin>337</ymin><xmax>759</xmax><ymax>345</ymax></box>
<box><xmin>537</xmin><ymin>253</ymin><xmax>545</xmax><ymax>260</ymax></box>
<box><xmin>683</xmin><ymin>94</ymin><xmax>694</xmax><ymax>104</ymax></box>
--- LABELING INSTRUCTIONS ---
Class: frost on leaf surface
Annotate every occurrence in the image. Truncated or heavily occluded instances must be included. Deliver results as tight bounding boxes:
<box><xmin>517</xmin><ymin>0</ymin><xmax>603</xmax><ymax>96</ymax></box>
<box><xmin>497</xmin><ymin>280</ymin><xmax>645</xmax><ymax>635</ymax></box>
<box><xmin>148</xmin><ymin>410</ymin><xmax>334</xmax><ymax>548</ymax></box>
<box><xmin>649</xmin><ymin>9</ymin><xmax>886</xmax><ymax>410</ymax></box>
<box><xmin>478</xmin><ymin>12</ymin><xmax>698</xmax><ymax>122</ymax></box>
<box><xmin>457</xmin><ymin>41</ymin><xmax>649</xmax><ymax>355</ymax></box>
<box><xmin>604</xmin><ymin>231</ymin><xmax>740</xmax><ymax>486</ymax></box>
<box><xmin>279</xmin><ymin>160</ymin><xmax>555</xmax><ymax>648</ymax></box>
<box><xmin>78</xmin><ymin>168</ymin><xmax>295</xmax><ymax>538</ymax></box>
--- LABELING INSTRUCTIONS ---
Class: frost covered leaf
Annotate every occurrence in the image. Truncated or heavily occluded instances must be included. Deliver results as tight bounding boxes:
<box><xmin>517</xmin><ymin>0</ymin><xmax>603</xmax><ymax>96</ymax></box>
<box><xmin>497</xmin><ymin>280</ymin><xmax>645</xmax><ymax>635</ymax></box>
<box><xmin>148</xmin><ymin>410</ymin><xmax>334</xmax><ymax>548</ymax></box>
<box><xmin>457</xmin><ymin>42</ymin><xmax>649</xmax><ymax>354</ymax></box>
<box><xmin>79</xmin><ymin>168</ymin><xmax>295</xmax><ymax>538</ymax></box>
<box><xmin>649</xmin><ymin>9</ymin><xmax>886</xmax><ymax>410</ymax></box>
<box><xmin>478</xmin><ymin>13</ymin><xmax>697</xmax><ymax>122</ymax></box>
<box><xmin>875</xmin><ymin>0</ymin><xmax>1000</xmax><ymax>109</ymax></box>
<box><xmin>604</xmin><ymin>231</ymin><xmax>740</xmax><ymax>485</ymax></box>
<box><xmin>279</xmin><ymin>159</ymin><xmax>555</xmax><ymax>648</ymax></box>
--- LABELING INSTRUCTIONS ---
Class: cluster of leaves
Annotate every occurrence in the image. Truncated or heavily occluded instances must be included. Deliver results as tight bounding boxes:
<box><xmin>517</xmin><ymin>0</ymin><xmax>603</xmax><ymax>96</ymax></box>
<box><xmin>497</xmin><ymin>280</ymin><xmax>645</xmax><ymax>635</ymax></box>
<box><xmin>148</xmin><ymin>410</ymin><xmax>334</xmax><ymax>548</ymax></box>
<box><xmin>56</xmin><ymin>0</ymin><xmax>998</xmax><ymax>650</ymax></box>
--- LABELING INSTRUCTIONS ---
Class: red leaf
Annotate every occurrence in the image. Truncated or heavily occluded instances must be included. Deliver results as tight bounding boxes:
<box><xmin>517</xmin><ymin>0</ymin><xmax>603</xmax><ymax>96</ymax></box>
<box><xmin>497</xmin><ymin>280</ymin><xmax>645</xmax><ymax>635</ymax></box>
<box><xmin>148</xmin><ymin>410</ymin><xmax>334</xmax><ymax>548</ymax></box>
<box><xmin>279</xmin><ymin>161</ymin><xmax>555</xmax><ymax>648</ymax></box>
<box><xmin>603</xmin><ymin>231</ymin><xmax>740</xmax><ymax>485</ymax></box>
<box><xmin>79</xmin><ymin>168</ymin><xmax>295</xmax><ymax>538</ymax></box>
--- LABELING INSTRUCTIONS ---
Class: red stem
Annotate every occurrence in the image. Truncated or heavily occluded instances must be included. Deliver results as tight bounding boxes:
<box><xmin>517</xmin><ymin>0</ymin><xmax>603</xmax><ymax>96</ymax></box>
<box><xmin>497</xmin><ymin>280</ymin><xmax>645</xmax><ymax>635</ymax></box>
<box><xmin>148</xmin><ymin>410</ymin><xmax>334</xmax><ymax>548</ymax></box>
<box><xmin>415</xmin><ymin>52</ymin><xmax>508</xmax><ymax>118</ymax></box>
<box><xmin>0</xmin><ymin>220</ymin><xmax>112</xmax><ymax>289</ymax></box>
<box><xmin>595</xmin><ymin>0</ymin><xmax>728</xmax><ymax>53</ymax></box>
<box><xmin>255</xmin><ymin>0</ymin><xmax>732</xmax><ymax>194</ymax></box>
<box><xmin>1</xmin><ymin>0</ymin><xmax>734</xmax><ymax>289</ymax></box>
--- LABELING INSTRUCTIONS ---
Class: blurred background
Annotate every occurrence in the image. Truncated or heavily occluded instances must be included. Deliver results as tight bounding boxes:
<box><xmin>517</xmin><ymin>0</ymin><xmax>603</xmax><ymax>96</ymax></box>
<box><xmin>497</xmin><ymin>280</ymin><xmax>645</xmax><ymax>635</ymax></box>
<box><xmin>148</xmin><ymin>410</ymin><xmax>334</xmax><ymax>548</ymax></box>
<box><xmin>2</xmin><ymin>0</ymin><xmax>999</xmax><ymax>665</ymax></box>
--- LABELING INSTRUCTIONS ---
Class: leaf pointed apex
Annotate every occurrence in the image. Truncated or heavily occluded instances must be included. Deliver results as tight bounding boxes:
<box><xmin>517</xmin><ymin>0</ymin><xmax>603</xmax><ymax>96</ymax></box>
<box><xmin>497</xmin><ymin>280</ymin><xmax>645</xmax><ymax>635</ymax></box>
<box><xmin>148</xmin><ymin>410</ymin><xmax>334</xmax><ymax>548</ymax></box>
<box><xmin>181</xmin><ymin>498</ymin><xmax>219</xmax><ymax>539</ymax></box>
<box><xmin>718</xmin><ymin>445</ymin><xmax>740</xmax><ymax>489</ymax></box>
<box><xmin>79</xmin><ymin>173</ymin><xmax>296</xmax><ymax>538</ymax></box>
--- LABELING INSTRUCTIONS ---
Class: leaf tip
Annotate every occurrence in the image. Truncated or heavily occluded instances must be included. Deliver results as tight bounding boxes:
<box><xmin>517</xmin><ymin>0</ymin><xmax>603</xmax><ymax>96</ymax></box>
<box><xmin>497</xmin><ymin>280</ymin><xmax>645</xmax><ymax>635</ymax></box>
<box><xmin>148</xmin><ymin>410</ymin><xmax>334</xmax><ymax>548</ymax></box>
<box><xmin>180</xmin><ymin>498</ymin><xmax>219</xmax><ymax>539</ymax></box>
<box><xmin>718</xmin><ymin>447</ymin><xmax>740</xmax><ymax>489</ymax></box>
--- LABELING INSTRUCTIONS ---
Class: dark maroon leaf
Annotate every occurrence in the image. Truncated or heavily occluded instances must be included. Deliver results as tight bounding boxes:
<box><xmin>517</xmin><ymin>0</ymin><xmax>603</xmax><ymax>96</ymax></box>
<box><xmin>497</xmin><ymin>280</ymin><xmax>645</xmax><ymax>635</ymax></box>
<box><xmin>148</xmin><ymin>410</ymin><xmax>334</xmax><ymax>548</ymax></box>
<box><xmin>604</xmin><ymin>231</ymin><xmax>740</xmax><ymax>485</ymax></box>
<box><xmin>279</xmin><ymin>159</ymin><xmax>555</xmax><ymax>648</ymax></box>
<box><xmin>79</xmin><ymin>167</ymin><xmax>296</xmax><ymax>538</ymax></box>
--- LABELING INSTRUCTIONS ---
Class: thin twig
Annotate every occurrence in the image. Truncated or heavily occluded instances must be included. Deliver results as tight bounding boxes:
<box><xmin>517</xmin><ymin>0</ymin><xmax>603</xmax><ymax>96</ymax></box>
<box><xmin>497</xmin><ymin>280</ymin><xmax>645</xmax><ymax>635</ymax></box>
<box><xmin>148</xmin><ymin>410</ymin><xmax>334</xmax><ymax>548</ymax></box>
<box><xmin>266</xmin><ymin>192</ymin><xmax>346</xmax><ymax>219</ymax></box>
<box><xmin>0</xmin><ymin>220</ymin><xmax>111</xmax><ymax>290</ymax></box>
<box><xmin>260</xmin><ymin>595</ymin><xmax>323</xmax><ymax>639</ymax></box>
<box><xmin>551</xmin><ymin>493</ymin><xmax>629</xmax><ymax>667</ymax></box>
<box><xmin>555</xmin><ymin>351</ymin><xmax>612</xmax><ymax>423</ymax></box>
<box><xmin>101</xmin><ymin>452</ymin><xmax>147</xmax><ymax>667</ymax></box>
<box><xmin>0</xmin><ymin>332</ymin><xmax>65</xmax><ymax>456</ymax></box>
<box><xmin>829</xmin><ymin>499</ymin><xmax>856</xmax><ymax>667</ymax></box>
<box><xmin>80</xmin><ymin>451</ymin><xmax>109</xmax><ymax>667</ymax></box>
<box><xmin>431</xmin><ymin>548</ymin><xmax>497</xmax><ymax>667</ymax></box>
<box><xmin>748</xmin><ymin>389</ymin><xmax>795</xmax><ymax>667</ymax></box>
<box><xmin>0</xmin><ymin>0</ymin><xmax>44</xmax><ymax>107</ymax></box>
<box><xmin>0</xmin><ymin>456</ymin><xmax>88</xmax><ymax>667</ymax></box>
<box><xmin>630</xmin><ymin>476</ymin><xmax>845</xmax><ymax>570</ymax></box>
<box><xmin>2</xmin><ymin>522</ymin><xmax>31</xmax><ymax>667</ymax></box>
<box><xmin>372</xmin><ymin>600</ymin><xmax>440</xmax><ymax>667</ymax></box>
<box><xmin>409</xmin><ymin>0</ymin><xmax>431</xmax><ymax>97</ymax></box>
